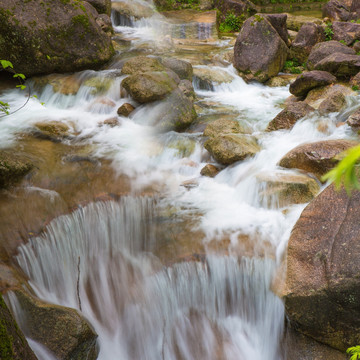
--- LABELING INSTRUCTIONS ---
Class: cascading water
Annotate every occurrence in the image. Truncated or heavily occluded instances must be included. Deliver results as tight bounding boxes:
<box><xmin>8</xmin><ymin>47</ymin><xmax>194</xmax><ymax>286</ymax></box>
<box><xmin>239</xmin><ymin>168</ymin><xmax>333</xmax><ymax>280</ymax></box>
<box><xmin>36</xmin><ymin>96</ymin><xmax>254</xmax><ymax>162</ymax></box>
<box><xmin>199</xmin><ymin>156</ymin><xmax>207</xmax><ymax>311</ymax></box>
<box><xmin>2</xmin><ymin>1</ymin><xmax>360</xmax><ymax>359</ymax></box>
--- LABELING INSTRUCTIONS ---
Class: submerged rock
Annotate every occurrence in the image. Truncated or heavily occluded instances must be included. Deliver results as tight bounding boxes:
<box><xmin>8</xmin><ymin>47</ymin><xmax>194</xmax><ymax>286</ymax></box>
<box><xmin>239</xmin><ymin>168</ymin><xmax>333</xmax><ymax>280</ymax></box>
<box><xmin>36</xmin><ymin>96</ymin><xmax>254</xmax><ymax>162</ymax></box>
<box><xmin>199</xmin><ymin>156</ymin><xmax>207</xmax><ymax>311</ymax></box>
<box><xmin>193</xmin><ymin>67</ymin><xmax>233</xmax><ymax>90</ymax></box>
<box><xmin>0</xmin><ymin>0</ymin><xmax>114</xmax><ymax>77</ymax></box>
<box><xmin>289</xmin><ymin>71</ymin><xmax>336</xmax><ymax>98</ymax></box>
<box><xmin>257</xmin><ymin>171</ymin><xmax>320</xmax><ymax>207</ymax></box>
<box><xmin>13</xmin><ymin>290</ymin><xmax>98</xmax><ymax>360</ymax></box>
<box><xmin>111</xmin><ymin>0</ymin><xmax>155</xmax><ymax>21</ymax></box>
<box><xmin>234</xmin><ymin>14</ymin><xmax>289</xmax><ymax>83</ymax></box>
<box><xmin>278</xmin><ymin>139</ymin><xmax>357</xmax><ymax>181</ymax></box>
<box><xmin>33</xmin><ymin>121</ymin><xmax>71</xmax><ymax>142</ymax></box>
<box><xmin>266</xmin><ymin>102</ymin><xmax>314</xmax><ymax>131</ymax></box>
<box><xmin>284</xmin><ymin>185</ymin><xmax>360</xmax><ymax>351</ymax></box>
<box><xmin>32</xmin><ymin>74</ymin><xmax>82</xmax><ymax>96</ymax></box>
<box><xmin>204</xmin><ymin>134</ymin><xmax>260</xmax><ymax>165</ymax></box>
<box><xmin>0</xmin><ymin>293</ymin><xmax>37</xmax><ymax>360</ymax></box>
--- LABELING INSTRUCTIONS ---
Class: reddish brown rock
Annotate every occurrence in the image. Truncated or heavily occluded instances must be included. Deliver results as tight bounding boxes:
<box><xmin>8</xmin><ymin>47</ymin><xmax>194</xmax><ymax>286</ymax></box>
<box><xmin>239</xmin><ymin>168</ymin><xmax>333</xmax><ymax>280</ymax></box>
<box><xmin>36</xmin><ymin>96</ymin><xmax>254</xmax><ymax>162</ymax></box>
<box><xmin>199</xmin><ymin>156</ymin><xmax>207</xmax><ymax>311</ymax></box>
<box><xmin>284</xmin><ymin>185</ymin><xmax>360</xmax><ymax>351</ymax></box>
<box><xmin>347</xmin><ymin>108</ymin><xmax>360</xmax><ymax>129</ymax></box>
<box><xmin>289</xmin><ymin>71</ymin><xmax>336</xmax><ymax>98</ymax></box>
<box><xmin>200</xmin><ymin>164</ymin><xmax>220</xmax><ymax>177</ymax></box>
<box><xmin>290</xmin><ymin>23</ymin><xmax>325</xmax><ymax>63</ymax></box>
<box><xmin>278</xmin><ymin>139</ymin><xmax>357</xmax><ymax>180</ymax></box>
<box><xmin>234</xmin><ymin>14</ymin><xmax>289</xmax><ymax>83</ymax></box>
<box><xmin>332</xmin><ymin>21</ymin><xmax>360</xmax><ymax>46</ymax></box>
<box><xmin>266</xmin><ymin>102</ymin><xmax>314</xmax><ymax>131</ymax></box>
<box><xmin>307</xmin><ymin>41</ymin><xmax>355</xmax><ymax>70</ymax></box>
<box><xmin>117</xmin><ymin>103</ymin><xmax>135</xmax><ymax>117</ymax></box>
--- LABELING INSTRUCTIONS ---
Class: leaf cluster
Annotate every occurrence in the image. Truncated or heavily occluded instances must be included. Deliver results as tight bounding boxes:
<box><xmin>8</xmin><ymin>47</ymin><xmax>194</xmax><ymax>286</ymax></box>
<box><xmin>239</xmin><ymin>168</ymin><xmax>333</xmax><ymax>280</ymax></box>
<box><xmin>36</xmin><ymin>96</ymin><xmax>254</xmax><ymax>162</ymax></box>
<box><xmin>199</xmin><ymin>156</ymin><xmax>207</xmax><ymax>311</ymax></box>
<box><xmin>219</xmin><ymin>12</ymin><xmax>244</xmax><ymax>33</ymax></box>
<box><xmin>347</xmin><ymin>346</ymin><xmax>360</xmax><ymax>360</ymax></box>
<box><xmin>322</xmin><ymin>144</ymin><xmax>360</xmax><ymax>195</ymax></box>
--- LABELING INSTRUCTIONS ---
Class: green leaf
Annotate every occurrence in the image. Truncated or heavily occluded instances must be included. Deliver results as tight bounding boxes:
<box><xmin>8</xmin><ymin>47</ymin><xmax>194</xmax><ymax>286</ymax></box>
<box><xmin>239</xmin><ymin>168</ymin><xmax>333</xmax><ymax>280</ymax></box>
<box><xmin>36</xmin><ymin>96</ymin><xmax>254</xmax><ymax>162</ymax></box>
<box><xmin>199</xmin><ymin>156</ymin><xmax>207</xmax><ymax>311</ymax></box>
<box><xmin>13</xmin><ymin>73</ymin><xmax>26</xmax><ymax>80</ymax></box>
<box><xmin>0</xmin><ymin>60</ymin><xmax>13</xmax><ymax>69</ymax></box>
<box><xmin>16</xmin><ymin>84</ymin><xmax>27</xmax><ymax>90</ymax></box>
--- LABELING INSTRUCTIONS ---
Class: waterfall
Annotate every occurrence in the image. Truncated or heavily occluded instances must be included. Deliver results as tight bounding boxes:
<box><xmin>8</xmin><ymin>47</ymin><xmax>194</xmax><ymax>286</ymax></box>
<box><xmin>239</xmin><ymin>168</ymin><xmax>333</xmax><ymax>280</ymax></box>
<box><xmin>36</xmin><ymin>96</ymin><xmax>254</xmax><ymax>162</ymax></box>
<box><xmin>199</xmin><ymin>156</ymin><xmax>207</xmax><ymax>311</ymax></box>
<box><xmin>13</xmin><ymin>197</ymin><xmax>284</xmax><ymax>360</ymax></box>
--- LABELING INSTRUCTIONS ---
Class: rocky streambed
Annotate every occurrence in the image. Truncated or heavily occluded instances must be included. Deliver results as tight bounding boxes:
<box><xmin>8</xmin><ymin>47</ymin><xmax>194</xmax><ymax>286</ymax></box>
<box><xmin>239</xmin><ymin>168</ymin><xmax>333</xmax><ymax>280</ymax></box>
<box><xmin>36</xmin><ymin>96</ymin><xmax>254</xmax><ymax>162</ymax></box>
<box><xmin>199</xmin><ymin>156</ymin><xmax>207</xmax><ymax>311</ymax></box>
<box><xmin>0</xmin><ymin>0</ymin><xmax>360</xmax><ymax>359</ymax></box>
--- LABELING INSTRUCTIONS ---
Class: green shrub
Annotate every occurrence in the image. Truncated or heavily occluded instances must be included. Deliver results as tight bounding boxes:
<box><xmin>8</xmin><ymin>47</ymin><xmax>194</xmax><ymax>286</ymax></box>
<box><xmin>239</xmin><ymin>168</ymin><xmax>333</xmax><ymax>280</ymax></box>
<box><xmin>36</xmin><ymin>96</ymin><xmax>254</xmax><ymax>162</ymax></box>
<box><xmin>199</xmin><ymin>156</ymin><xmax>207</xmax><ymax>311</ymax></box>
<box><xmin>324</xmin><ymin>23</ymin><xmax>334</xmax><ymax>41</ymax></box>
<box><xmin>347</xmin><ymin>346</ymin><xmax>360</xmax><ymax>360</ymax></box>
<box><xmin>219</xmin><ymin>12</ymin><xmax>244</xmax><ymax>33</ymax></box>
<box><xmin>283</xmin><ymin>58</ymin><xmax>304</xmax><ymax>74</ymax></box>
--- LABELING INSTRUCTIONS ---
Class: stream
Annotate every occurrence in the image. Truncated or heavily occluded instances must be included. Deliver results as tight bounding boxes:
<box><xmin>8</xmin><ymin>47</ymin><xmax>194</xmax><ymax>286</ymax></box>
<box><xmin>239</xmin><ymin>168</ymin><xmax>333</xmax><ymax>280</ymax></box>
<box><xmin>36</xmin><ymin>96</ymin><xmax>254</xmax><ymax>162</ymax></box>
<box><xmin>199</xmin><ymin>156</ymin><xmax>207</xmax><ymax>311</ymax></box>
<box><xmin>1</xmin><ymin>2</ymin><xmax>359</xmax><ymax>359</ymax></box>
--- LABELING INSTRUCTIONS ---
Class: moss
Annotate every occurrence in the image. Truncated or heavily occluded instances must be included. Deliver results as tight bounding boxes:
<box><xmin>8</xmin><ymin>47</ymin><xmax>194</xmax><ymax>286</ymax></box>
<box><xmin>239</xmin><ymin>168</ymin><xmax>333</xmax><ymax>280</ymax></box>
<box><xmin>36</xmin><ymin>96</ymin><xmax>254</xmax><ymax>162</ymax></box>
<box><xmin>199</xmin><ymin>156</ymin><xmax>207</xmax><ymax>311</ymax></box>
<box><xmin>71</xmin><ymin>14</ymin><xmax>90</xmax><ymax>30</ymax></box>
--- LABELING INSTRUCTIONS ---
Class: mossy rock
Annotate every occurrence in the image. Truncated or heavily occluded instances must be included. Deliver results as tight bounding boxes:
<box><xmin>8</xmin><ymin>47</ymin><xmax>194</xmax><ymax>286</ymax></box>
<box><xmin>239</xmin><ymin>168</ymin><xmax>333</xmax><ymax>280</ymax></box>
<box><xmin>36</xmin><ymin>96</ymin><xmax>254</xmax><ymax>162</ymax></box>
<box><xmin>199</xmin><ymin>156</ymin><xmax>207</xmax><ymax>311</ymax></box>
<box><xmin>0</xmin><ymin>151</ymin><xmax>33</xmax><ymax>188</ymax></box>
<box><xmin>33</xmin><ymin>121</ymin><xmax>71</xmax><ymax>142</ymax></box>
<box><xmin>0</xmin><ymin>293</ymin><xmax>37</xmax><ymax>360</ymax></box>
<box><xmin>14</xmin><ymin>290</ymin><xmax>98</xmax><ymax>360</ymax></box>
<box><xmin>0</xmin><ymin>0</ymin><xmax>114</xmax><ymax>77</ymax></box>
<box><xmin>83</xmin><ymin>76</ymin><xmax>114</xmax><ymax>95</ymax></box>
<box><xmin>121</xmin><ymin>56</ymin><xmax>166</xmax><ymax>76</ymax></box>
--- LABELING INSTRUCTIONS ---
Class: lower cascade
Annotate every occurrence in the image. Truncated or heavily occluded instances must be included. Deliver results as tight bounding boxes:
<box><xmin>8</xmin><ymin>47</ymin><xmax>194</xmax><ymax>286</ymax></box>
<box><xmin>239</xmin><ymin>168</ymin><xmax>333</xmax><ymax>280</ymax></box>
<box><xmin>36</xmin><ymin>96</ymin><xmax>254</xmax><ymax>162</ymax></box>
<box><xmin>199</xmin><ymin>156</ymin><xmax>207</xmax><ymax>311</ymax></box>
<box><xmin>1</xmin><ymin>0</ymin><xmax>360</xmax><ymax>359</ymax></box>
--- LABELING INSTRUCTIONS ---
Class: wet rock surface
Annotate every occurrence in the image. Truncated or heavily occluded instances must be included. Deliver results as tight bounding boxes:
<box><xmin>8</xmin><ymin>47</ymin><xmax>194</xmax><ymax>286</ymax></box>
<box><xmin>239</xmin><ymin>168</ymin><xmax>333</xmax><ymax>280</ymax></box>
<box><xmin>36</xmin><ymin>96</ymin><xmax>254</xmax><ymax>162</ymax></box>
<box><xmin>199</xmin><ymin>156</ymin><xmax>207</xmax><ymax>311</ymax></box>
<box><xmin>284</xmin><ymin>185</ymin><xmax>360</xmax><ymax>351</ymax></box>
<box><xmin>279</xmin><ymin>139</ymin><xmax>357</xmax><ymax>181</ymax></box>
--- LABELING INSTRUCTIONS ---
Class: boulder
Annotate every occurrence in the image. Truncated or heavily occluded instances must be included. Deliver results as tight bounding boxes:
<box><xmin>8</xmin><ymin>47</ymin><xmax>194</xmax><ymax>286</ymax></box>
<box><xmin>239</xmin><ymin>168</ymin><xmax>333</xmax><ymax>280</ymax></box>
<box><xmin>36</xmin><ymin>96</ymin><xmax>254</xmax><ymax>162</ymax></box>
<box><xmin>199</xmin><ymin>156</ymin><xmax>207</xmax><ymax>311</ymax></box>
<box><xmin>266</xmin><ymin>102</ymin><xmax>314</xmax><ymax>131</ymax></box>
<box><xmin>354</xmin><ymin>41</ymin><xmax>360</xmax><ymax>53</ymax></box>
<box><xmin>351</xmin><ymin>0</ymin><xmax>360</xmax><ymax>16</ymax></box>
<box><xmin>204</xmin><ymin>134</ymin><xmax>260</xmax><ymax>165</ymax></box>
<box><xmin>265</xmin><ymin>74</ymin><xmax>298</xmax><ymax>87</ymax></box>
<box><xmin>290</xmin><ymin>23</ymin><xmax>325</xmax><ymax>63</ymax></box>
<box><xmin>284</xmin><ymin>185</ymin><xmax>360</xmax><ymax>351</ymax></box>
<box><xmin>193</xmin><ymin>67</ymin><xmax>234</xmax><ymax>90</ymax></box>
<box><xmin>318</xmin><ymin>87</ymin><xmax>347</xmax><ymax>114</ymax></box>
<box><xmin>314</xmin><ymin>53</ymin><xmax>360</xmax><ymax>78</ymax></box>
<box><xmin>121</xmin><ymin>71</ymin><xmax>178</xmax><ymax>103</ymax></box>
<box><xmin>264</xmin><ymin>14</ymin><xmax>289</xmax><ymax>46</ymax></box>
<box><xmin>203</xmin><ymin>118</ymin><xmax>246</xmax><ymax>137</ymax></box>
<box><xmin>307</xmin><ymin>41</ymin><xmax>355</xmax><ymax>70</ymax></box>
<box><xmin>152</xmin><ymin>89</ymin><xmax>197</xmax><ymax>132</ymax></box>
<box><xmin>0</xmin><ymin>0</ymin><xmax>114</xmax><ymax>77</ymax></box>
<box><xmin>178</xmin><ymin>79</ymin><xmax>196</xmax><ymax>101</ymax></box>
<box><xmin>256</xmin><ymin>172</ymin><xmax>320</xmax><ymax>207</ymax></box>
<box><xmin>160</xmin><ymin>58</ymin><xmax>193</xmax><ymax>81</ymax></box>
<box><xmin>200</xmin><ymin>164</ymin><xmax>220</xmax><ymax>177</ymax></box>
<box><xmin>332</xmin><ymin>21</ymin><xmax>360</xmax><ymax>46</ymax></box>
<box><xmin>117</xmin><ymin>103</ymin><xmax>135</xmax><ymax>117</ymax></box>
<box><xmin>212</xmin><ymin>0</ymin><xmax>256</xmax><ymax>22</ymax></box>
<box><xmin>121</xmin><ymin>56</ymin><xmax>166</xmax><ymax>76</ymax></box>
<box><xmin>85</xmin><ymin>0</ymin><xmax>111</xmax><ymax>15</ymax></box>
<box><xmin>322</xmin><ymin>0</ymin><xmax>352</xmax><ymax>21</ymax></box>
<box><xmin>13</xmin><ymin>290</ymin><xmax>98</xmax><ymax>360</ymax></box>
<box><xmin>289</xmin><ymin>71</ymin><xmax>336</xmax><ymax>98</ymax></box>
<box><xmin>347</xmin><ymin>108</ymin><xmax>360</xmax><ymax>129</ymax></box>
<box><xmin>286</xmin><ymin>14</ymin><xmax>322</xmax><ymax>32</ymax></box>
<box><xmin>304</xmin><ymin>84</ymin><xmax>355</xmax><ymax>109</ymax></box>
<box><xmin>95</xmin><ymin>13</ymin><xmax>113</xmax><ymax>36</ymax></box>
<box><xmin>233</xmin><ymin>14</ymin><xmax>289</xmax><ymax>83</ymax></box>
<box><xmin>0</xmin><ymin>293</ymin><xmax>37</xmax><ymax>360</ymax></box>
<box><xmin>278</xmin><ymin>139</ymin><xmax>357</xmax><ymax>181</ymax></box>
<box><xmin>0</xmin><ymin>151</ymin><xmax>33</xmax><ymax>188</ymax></box>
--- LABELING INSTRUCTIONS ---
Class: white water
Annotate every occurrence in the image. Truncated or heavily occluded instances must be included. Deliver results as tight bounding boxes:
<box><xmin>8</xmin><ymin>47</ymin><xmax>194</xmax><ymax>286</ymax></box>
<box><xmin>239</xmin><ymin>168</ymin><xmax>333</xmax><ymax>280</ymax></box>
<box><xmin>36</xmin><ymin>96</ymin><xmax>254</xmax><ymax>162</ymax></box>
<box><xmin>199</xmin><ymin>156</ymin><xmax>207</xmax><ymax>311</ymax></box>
<box><xmin>2</xmin><ymin>3</ymin><xmax>360</xmax><ymax>359</ymax></box>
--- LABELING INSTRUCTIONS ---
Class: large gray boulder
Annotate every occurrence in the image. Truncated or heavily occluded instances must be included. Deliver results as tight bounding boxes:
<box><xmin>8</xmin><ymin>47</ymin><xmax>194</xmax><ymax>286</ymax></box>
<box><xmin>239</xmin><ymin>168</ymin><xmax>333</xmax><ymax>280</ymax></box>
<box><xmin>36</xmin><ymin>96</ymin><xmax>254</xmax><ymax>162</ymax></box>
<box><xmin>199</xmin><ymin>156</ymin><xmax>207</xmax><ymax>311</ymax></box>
<box><xmin>307</xmin><ymin>41</ymin><xmax>355</xmax><ymax>70</ymax></box>
<box><xmin>0</xmin><ymin>0</ymin><xmax>114</xmax><ymax>77</ymax></box>
<box><xmin>284</xmin><ymin>185</ymin><xmax>360</xmax><ymax>351</ymax></box>
<box><xmin>290</xmin><ymin>23</ymin><xmax>325</xmax><ymax>63</ymax></box>
<box><xmin>289</xmin><ymin>71</ymin><xmax>336</xmax><ymax>98</ymax></box>
<box><xmin>233</xmin><ymin>14</ymin><xmax>289</xmax><ymax>83</ymax></box>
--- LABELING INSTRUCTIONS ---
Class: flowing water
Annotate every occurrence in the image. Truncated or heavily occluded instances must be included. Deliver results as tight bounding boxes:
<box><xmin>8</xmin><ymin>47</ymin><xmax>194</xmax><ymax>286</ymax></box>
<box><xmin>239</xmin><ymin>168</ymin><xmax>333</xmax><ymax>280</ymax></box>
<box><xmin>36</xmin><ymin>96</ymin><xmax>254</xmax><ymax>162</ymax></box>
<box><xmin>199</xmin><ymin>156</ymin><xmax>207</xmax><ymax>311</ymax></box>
<box><xmin>2</xmin><ymin>2</ymin><xmax>360</xmax><ymax>359</ymax></box>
